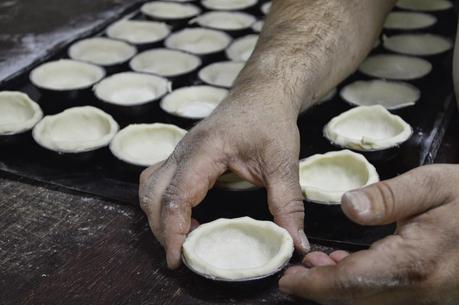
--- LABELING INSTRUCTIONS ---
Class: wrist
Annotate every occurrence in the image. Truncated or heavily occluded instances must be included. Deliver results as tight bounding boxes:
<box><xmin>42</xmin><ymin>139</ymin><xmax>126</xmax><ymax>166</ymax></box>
<box><xmin>222</xmin><ymin>82</ymin><xmax>301</xmax><ymax>122</ymax></box>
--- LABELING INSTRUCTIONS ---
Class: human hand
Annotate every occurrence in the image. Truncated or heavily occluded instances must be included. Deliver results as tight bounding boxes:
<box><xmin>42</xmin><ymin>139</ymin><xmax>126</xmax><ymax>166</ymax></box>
<box><xmin>279</xmin><ymin>164</ymin><xmax>459</xmax><ymax>305</ymax></box>
<box><xmin>139</xmin><ymin>91</ymin><xmax>310</xmax><ymax>269</ymax></box>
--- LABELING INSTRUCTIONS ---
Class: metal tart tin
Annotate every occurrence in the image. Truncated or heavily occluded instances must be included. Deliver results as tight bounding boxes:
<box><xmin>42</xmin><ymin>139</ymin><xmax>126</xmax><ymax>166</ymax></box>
<box><xmin>191</xmin><ymin>11</ymin><xmax>257</xmax><ymax>38</ymax></box>
<box><xmin>68</xmin><ymin>37</ymin><xmax>137</xmax><ymax>75</ymax></box>
<box><xmin>197</xmin><ymin>61</ymin><xmax>245</xmax><ymax>89</ymax></box>
<box><xmin>106</xmin><ymin>20</ymin><xmax>171</xmax><ymax>51</ymax></box>
<box><xmin>0</xmin><ymin>91</ymin><xmax>43</xmax><ymax>148</ymax></box>
<box><xmin>129</xmin><ymin>48</ymin><xmax>202</xmax><ymax>89</ymax></box>
<box><xmin>165</xmin><ymin>28</ymin><xmax>233</xmax><ymax>64</ymax></box>
<box><xmin>31</xmin><ymin>106</ymin><xmax>119</xmax><ymax>165</ymax></box>
<box><xmin>93</xmin><ymin>72</ymin><xmax>171</xmax><ymax>126</ymax></box>
<box><xmin>141</xmin><ymin>1</ymin><xmax>201</xmax><ymax>29</ymax></box>
<box><xmin>160</xmin><ymin>85</ymin><xmax>228</xmax><ymax>129</ymax></box>
<box><xmin>29</xmin><ymin>59</ymin><xmax>105</xmax><ymax>113</ymax></box>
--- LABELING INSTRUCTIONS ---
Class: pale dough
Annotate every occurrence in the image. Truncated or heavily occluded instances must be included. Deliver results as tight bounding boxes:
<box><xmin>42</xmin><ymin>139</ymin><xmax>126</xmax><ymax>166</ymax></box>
<box><xmin>161</xmin><ymin>85</ymin><xmax>228</xmax><ymax>119</ymax></box>
<box><xmin>396</xmin><ymin>0</ymin><xmax>452</xmax><ymax>11</ymax></box>
<box><xmin>165</xmin><ymin>28</ymin><xmax>232</xmax><ymax>55</ymax></box>
<box><xmin>383</xmin><ymin>34</ymin><xmax>452</xmax><ymax>56</ymax></box>
<box><xmin>141</xmin><ymin>2</ymin><xmax>200</xmax><ymax>19</ymax></box>
<box><xmin>299</xmin><ymin>150</ymin><xmax>379</xmax><ymax>204</ymax></box>
<box><xmin>384</xmin><ymin>12</ymin><xmax>437</xmax><ymax>30</ymax></box>
<box><xmin>68</xmin><ymin>37</ymin><xmax>136</xmax><ymax>66</ymax></box>
<box><xmin>198</xmin><ymin>61</ymin><xmax>245</xmax><ymax>88</ymax></box>
<box><xmin>32</xmin><ymin>106</ymin><xmax>119</xmax><ymax>153</ymax></box>
<box><xmin>0</xmin><ymin>91</ymin><xmax>43</xmax><ymax>135</ymax></box>
<box><xmin>130</xmin><ymin>48</ymin><xmax>201</xmax><ymax>77</ymax></box>
<box><xmin>106</xmin><ymin>20</ymin><xmax>170</xmax><ymax>44</ymax></box>
<box><xmin>251</xmin><ymin>20</ymin><xmax>264</xmax><ymax>33</ymax></box>
<box><xmin>202</xmin><ymin>0</ymin><xmax>257</xmax><ymax>10</ymax></box>
<box><xmin>182</xmin><ymin>217</ymin><xmax>293</xmax><ymax>281</ymax></box>
<box><xmin>226</xmin><ymin>34</ymin><xmax>258</xmax><ymax>62</ymax></box>
<box><xmin>359</xmin><ymin>54</ymin><xmax>432</xmax><ymax>80</ymax></box>
<box><xmin>324</xmin><ymin>105</ymin><xmax>413</xmax><ymax>151</ymax></box>
<box><xmin>94</xmin><ymin>72</ymin><xmax>170</xmax><ymax>106</ymax></box>
<box><xmin>340</xmin><ymin>80</ymin><xmax>420</xmax><ymax>110</ymax></box>
<box><xmin>110</xmin><ymin>123</ymin><xmax>186</xmax><ymax>167</ymax></box>
<box><xmin>216</xmin><ymin>172</ymin><xmax>257</xmax><ymax>191</ymax></box>
<box><xmin>195</xmin><ymin>11</ymin><xmax>256</xmax><ymax>31</ymax></box>
<box><xmin>261</xmin><ymin>2</ymin><xmax>271</xmax><ymax>14</ymax></box>
<box><xmin>30</xmin><ymin>59</ymin><xmax>105</xmax><ymax>90</ymax></box>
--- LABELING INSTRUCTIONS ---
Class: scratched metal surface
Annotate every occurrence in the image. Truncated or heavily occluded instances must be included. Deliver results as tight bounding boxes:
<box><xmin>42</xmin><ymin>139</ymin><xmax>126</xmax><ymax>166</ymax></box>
<box><xmin>0</xmin><ymin>0</ymin><xmax>144</xmax><ymax>85</ymax></box>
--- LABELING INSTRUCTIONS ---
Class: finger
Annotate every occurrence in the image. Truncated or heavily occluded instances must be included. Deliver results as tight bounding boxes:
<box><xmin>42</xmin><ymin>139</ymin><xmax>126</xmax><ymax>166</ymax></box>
<box><xmin>139</xmin><ymin>160</ymin><xmax>176</xmax><ymax>246</ymax></box>
<box><xmin>190</xmin><ymin>218</ymin><xmax>200</xmax><ymax>231</ymax></box>
<box><xmin>161</xmin><ymin>151</ymin><xmax>227</xmax><ymax>269</ymax></box>
<box><xmin>329</xmin><ymin>250</ymin><xmax>350</xmax><ymax>263</ymax></box>
<box><xmin>341</xmin><ymin>164</ymin><xmax>457</xmax><ymax>226</ymax></box>
<box><xmin>283</xmin><ymin>265</ymin><xmax>308</xmax><ymax>277</ymax></box>
<box><xmin>302</xmin><ymin>252</ymin><xmax>336</xmax><ymax>267</ymax></box>
<box><xmin>279</xmin><ymin>236</ymin><xmax>420</xmax><ymax>304</ymax></box>
<box><xmin>264</xmin><ymin>155</ymin><xmax>310</xmax><ymax>254</ymax></box>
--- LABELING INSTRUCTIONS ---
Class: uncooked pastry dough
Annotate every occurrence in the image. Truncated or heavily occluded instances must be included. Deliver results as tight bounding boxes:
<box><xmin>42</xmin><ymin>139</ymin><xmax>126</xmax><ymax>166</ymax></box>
<box><xmin>0</xmin><ymin>91</ymin><xmax>43</xmax><ymax>135</ymax></box>
<box><xmin>30</xmin><ymin>59</ymin><xmax>105</xmax><ymax>91</ymax></box>
<box><xmin>359</xmin><ymin>54</ymin><xmax>432</xmax><ymax>80</ymax></box>
<box><xmin>383</xmin><ymin>34</ymin><xmax>452</xmax><ymax>56</ymax></box>
<box><xmin>141</xmin><ymin>1</ymin><xmax>200</xmax><ymax>19</ymax></box>
<box><xmin>340</xmin><ymin>80</ymin><xmax>420</xmax><ymax>110</ymax></box>
<box><xmin>396</xmin><ymin>0</ymin><xmax>453</xmax><ymax>11</ymax></box>
<box><xmin>68</xmin><ymin>37</ymin><xmax>136</xmax><ymax>66</ymax></box>
<box><xmin>110</xmin><ymin>123</ymin><xmax>186</xmax><ymax>167</ymax></box>
<box><xmin>251</xmin><ymin>20</ymin><xmax>264</xmax><ymax>33</ymax></box>
<box><xmin>32</xmin><ymin>106</ymin><xmax>119</xmax><ymax>153</ymax></box>
<box><xmin>182</xmin><ymin>217</ymin><xmax>293</xmax><ymax>281</ymax></box>
<box><xmin>93</xmin><ymin>72</ymin><xmax>170</xmax><ymax>106</ymax></box>
<box><xmin>161</xmin><ymin>86</ymin><xmax>228</xmax><ymax>119</ymax></box>
<box><xmin>216</xmin><ymin>172</ymin><xmax>257</xmax><ymax>191</ymax></box>
<box><xmin>226</xmin><ymin>34</ymin><xmax>259</xmax><ymax>62</ymax></box>
<box><xmin>384</xmin><ymin>12</ymin><xmax>437</xmax><ymax>30</ymax></box>
<box><xmin>106</xmin><ymin>20</ymin><xmax>171</xmax><ymax>45</ymax></box>
<box><xmin>299</xmin><ymin>150</ymin><xmax>379</xmax><ymax>204</ymax></box>
<box><xmin>261</xmin><ymin>2</ymin><xmax>271</xmax><ymax>14</ymax></box>
<box><xmin>194</xmin><ymin>11</ymin><xmax>256</xmax><ymax>31</ymax></box>
<box><xmin>129</xmin><ymin>48</ymin><xmax>201</xmax><ymax>77</ymax></box>
<box><xmin>324</xmin><ymin>105</ymin><xmax>413</xmax><ymax>151</ymax></box>
<box><xmin>198</xmin><ymin>61</ymin><xmax>245</xmax><ymax>88</ymax></box>
<box><xmin>165</xmin><ymin>28</ymin><xmax>232</xmax><ymax>55</ymax></box>
<box><xmin>202</xmin><ymin>0</ymin><xmax>258</xmax><ymax>11</ymax></box>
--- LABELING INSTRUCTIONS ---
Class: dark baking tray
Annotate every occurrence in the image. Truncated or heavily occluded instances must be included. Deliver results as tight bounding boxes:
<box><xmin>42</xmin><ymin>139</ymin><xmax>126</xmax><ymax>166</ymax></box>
<box><xmin>0</xmin><ymin>1</ymin><xmax>457</xmax><ymax>250</ymax></box>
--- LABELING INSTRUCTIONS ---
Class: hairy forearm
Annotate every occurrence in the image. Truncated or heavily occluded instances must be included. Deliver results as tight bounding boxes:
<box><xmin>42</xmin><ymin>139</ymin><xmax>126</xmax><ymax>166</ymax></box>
<box><xmin>228</xmin><ymin>0</ymin><xmax>396</xmax><ymax>116</ymax></box>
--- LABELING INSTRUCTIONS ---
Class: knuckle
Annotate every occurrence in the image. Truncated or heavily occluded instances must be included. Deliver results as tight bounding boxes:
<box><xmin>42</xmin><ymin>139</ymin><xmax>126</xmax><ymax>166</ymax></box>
<box><xmin>139</xmin><ymin>168</ymin><xmax>151</xmax><ymax>185</ymax></box>
<box><xmin>139</xmin><ymin>194</ymin><xmax>151</xmax><ymax>212</ymax></box>
<box><xmin>161</xmin><ymin>182</ymin><xmax>189</xmax><ymax>210</ymax></box>
<box><xmin>370</xmin><ymin>181</ymin><xmax>396</xmax><ymax>218</ymax></box>
<box><xmin>263</xmin><ymin>151</ymin><xmax>296</xmax><ymax>181</ymax></box>
<box><xmin>270</xmin><ymin>198</ymin><xmax>304</xmax><ymax>217</ymax></box>
<box><xmin>330</xmin><ymin>269</ymin><xmax>361</xmax><ymax>302</ymax></box>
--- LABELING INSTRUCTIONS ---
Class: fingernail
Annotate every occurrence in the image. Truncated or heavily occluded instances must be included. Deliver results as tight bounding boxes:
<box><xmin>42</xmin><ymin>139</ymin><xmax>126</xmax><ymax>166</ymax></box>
<box><xmin>343</xmin><ymin>191</ymin><xmax>371</xmax><ymax>217</ymax></box>
<box><xmin>298</xmin><ymin>230</ymin><xmax>310</xmax><ymax>253</ymax></box>
<box><xmin>166</xmin><ymin>252</ymin><xmax>181</xmax><ymax>270</ymax></box>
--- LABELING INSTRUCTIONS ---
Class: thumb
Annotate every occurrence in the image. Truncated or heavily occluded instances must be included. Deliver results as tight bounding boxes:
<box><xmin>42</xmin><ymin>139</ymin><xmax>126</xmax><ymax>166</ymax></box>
<box><xmin>341</xmin><ymin>164</ymin><xmax>456</xmax><ymax>226</ymax></box>
<box><xmin>264</xmin><ymin>159</ymin><xmax>310</xmax><ymax>254</ymax></box>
